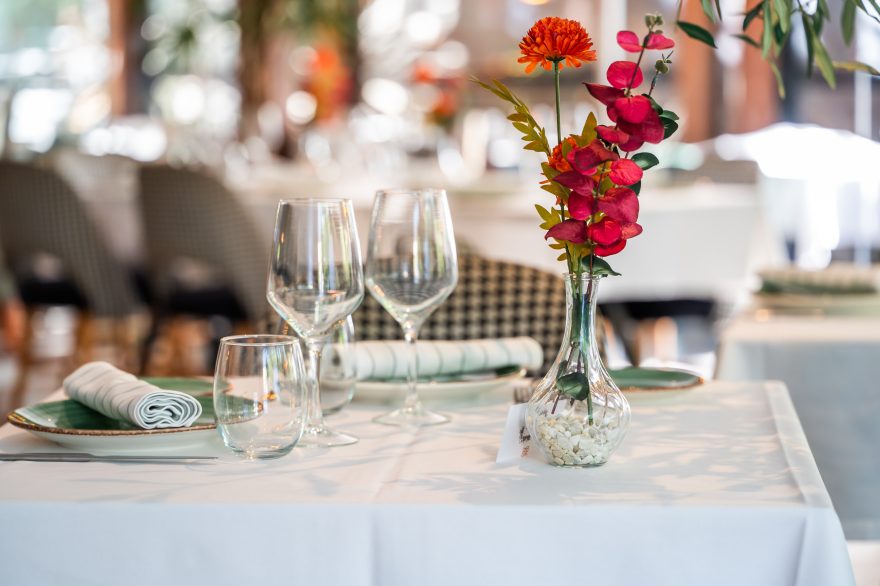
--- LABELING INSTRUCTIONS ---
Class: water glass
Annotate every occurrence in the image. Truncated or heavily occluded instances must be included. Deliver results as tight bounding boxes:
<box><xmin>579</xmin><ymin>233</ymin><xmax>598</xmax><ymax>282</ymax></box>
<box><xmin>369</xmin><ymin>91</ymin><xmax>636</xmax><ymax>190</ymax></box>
<box><xmin>213</xmin><ymin>335</ymin><xmax>307</xmax><ymax>459</ymax></box>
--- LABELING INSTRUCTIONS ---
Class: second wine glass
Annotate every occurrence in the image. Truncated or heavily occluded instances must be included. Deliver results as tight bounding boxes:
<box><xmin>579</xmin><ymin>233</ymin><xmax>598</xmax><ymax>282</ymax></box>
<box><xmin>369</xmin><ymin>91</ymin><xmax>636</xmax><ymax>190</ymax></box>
<box><xmin>365</xmin><ymin>188</ymin><xmax>458</xmax><ymax>427</ymax></box>
<box><xmin>267</xmin><ymin>198</ymin><xmax>364</xmax><ymax>447</ymax></box>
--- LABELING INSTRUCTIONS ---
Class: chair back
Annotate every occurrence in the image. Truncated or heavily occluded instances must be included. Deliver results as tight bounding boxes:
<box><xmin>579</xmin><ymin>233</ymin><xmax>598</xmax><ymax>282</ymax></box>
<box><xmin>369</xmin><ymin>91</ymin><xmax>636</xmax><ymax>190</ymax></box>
<box><xmin>137</xmin><ymin>165</ymin><xmax>268</xmax><ymax>322</ymax></box>
<box><xmin>0</xmin><ymin>161</ymin><xmax>139</xmax><ymax>317</ymax></box>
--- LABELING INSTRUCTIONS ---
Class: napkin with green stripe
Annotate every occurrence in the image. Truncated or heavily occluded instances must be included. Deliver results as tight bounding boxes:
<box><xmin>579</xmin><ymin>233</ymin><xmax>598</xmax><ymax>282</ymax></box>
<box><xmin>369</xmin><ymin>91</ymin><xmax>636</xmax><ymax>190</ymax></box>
<box><xmin>355</xmin><ymin>337</ymin><xmax>543</xmax><ymax>381</ymax></box>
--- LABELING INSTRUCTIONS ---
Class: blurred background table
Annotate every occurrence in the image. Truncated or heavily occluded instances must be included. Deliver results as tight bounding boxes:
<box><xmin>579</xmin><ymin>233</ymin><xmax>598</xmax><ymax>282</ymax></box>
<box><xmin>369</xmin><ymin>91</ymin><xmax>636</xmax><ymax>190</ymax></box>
<box><xmin>716</xmin><ymin>313</ymin><xmax>880</xmax><ymax>539</ymax></box>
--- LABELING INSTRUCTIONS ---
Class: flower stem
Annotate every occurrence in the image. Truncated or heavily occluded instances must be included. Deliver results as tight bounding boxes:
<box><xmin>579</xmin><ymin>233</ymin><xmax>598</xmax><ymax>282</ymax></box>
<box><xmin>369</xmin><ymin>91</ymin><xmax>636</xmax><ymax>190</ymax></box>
<box><xmin>552</xmin><ymin>60</ymin><xmax>575</xmax><ymax>276</ymax></box>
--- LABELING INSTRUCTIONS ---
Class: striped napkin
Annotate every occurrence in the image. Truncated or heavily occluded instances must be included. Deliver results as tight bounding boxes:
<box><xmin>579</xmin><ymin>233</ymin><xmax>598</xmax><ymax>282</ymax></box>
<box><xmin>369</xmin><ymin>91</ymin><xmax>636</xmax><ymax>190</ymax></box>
<box><xmin>355</xmin><ymin>337</ymin><xmax>543</xmax><ymax>381</ymax></box>
<box><xmin>759</xmin><ymin>264</ymin><xmax>880</xmax><ymax>295</ymax></box>
<box><xmin>63</xmin><ymin>362</ymin><xmax>203</xmax><ymax>429</ymax></box>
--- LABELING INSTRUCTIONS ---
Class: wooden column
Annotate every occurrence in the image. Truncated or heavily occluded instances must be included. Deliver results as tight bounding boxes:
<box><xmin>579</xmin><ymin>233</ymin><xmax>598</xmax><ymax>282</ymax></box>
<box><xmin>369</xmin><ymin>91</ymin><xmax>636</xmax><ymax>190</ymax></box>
<box><xmin>731</xmin><ymin>0</ymin><xmax>778</xmax><ymax>133</ymax></box>
<box><xmin>108</xmin><ymin>0</ymin><xmax>146</xmax><ymax>115</ymax></box>
<box><xmin>673</xmin><ymin>1</ymin><xmax>719</xmax><ymax>142</ymax></box>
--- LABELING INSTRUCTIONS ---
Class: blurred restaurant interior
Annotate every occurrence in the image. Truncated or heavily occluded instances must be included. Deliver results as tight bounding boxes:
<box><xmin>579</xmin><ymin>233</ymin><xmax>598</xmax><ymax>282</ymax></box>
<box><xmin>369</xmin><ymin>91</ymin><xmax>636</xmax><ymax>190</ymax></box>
<box><xmin>0</xmin><ymin>0</ymin><xmax>879</xmax><ymax>583</ymax></box>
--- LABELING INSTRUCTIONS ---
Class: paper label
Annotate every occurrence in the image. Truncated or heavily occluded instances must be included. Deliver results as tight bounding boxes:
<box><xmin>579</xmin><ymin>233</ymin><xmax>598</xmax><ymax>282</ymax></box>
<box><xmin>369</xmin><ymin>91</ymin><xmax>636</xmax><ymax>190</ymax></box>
<box><xmin>495</xmin><ymin>403</ymin><xmax>531</xmax><ymax>464</ymax></box>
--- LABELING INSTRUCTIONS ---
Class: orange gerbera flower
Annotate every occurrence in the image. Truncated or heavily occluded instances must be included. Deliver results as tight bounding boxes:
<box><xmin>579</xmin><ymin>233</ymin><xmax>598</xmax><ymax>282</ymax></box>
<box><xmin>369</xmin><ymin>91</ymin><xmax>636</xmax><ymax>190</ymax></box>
<box><xmin>518</xmin><ymin>17</ymin><xmax>597</xmax><ymax>74</ymax></box>
<box><xmin>548</xmin><ymin>136</ymin><xmax>579</xmax><ymax>173</ymax></box>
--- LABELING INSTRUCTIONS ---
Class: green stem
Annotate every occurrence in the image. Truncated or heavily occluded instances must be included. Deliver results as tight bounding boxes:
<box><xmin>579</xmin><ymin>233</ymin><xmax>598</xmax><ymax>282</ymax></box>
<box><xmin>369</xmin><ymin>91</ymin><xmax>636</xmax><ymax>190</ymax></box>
<box><xmin>552</xmin><ymin>60</ymin><xmax>576</xmax><ymax>276</ymax></box>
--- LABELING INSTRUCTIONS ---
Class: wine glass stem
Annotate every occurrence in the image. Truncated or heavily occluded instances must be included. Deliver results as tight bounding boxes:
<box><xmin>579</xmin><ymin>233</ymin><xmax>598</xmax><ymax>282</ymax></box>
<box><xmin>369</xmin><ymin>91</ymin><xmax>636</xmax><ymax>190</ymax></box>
<box><xmin>306</xmin><ymin>341</ymin><xmax>326</xmax><ymax>430</ymax></box>
<box><xmin>403</xmin><ymin>325</ymin><xmax>421</xmax><ymax>413</ymax></box>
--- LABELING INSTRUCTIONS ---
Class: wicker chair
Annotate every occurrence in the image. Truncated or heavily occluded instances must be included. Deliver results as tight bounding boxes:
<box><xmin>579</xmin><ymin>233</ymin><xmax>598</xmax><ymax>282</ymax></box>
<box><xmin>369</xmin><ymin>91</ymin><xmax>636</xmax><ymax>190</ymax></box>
<box><xmin>0</xmin><ymin>161</ymin><xmax>142</xmax><ymax>405</ymax></box>
<box><xmin>137</xmin><ymin>165</ymin><xmax>269</xmax><ymax>373</ymax></box>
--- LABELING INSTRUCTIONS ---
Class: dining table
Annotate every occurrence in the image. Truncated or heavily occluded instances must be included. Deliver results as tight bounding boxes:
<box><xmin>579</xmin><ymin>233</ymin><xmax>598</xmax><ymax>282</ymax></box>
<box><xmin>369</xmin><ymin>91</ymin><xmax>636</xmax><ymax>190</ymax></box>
<box><xmin>0</xmin><ymin>380</ymin><xmax>854</xmax><ymax>586</ymax></box>
<box><xmin>716</xmin><ymin>310</ymin><xmax>880</xmax><ymax>540</ymax></box>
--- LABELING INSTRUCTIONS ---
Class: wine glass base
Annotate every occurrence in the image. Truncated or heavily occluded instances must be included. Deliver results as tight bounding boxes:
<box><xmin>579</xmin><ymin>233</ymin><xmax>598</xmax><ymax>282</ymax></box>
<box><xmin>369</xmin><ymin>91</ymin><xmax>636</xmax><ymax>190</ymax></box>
<box><xmin>373</xmin><ymin>406</ymin><xmax>450</xmax><ymax>427</ymax></box>
<box><xmin>297</xmin><ymin>425</ymin><xmax>358</xmax><ymax>447</ymax></box>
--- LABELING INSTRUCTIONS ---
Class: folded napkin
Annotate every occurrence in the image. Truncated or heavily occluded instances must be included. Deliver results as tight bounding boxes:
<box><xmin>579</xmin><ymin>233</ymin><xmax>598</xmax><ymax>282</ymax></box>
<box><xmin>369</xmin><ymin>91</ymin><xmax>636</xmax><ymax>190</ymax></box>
<box><xmin>355</xmin><ymin>337</ymin><xmax>544</xmax><ymax>381</ymax></box>
<box><xmin>759</xmin><ymin>264</ymin><xmax>880</xmax><ymax>295</ymax></box>
<box><xmin>63</xmin><ymin>362</ymin><xmax>203</xmax><ymax>429</ymax></box>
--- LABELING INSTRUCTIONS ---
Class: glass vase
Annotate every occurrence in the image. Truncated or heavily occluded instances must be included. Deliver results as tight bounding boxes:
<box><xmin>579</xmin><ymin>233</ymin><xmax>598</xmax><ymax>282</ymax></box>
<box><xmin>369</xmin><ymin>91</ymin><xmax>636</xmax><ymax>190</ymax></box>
<box><xmin>526</xmin><ymin>273</ymin><xmax>630</xmax><ymax>467</ymax></box>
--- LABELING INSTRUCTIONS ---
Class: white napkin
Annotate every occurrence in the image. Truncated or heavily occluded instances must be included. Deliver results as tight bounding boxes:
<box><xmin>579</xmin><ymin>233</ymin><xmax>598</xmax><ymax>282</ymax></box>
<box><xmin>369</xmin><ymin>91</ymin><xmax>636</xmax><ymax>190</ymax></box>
<box><xmin>63</xmin><ymin>362</ymin><xmax>203</xmax><ymax>429</ymax></box>
<box><xmin>355</xmin><ymin>337</ymin><xmax>544</xmax><ymax>381</ymax></box>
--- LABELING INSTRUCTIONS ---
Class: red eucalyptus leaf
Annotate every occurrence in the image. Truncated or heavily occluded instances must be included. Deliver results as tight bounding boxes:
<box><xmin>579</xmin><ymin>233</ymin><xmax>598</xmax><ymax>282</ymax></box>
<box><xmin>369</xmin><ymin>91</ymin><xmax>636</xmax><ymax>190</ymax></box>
<box><xmin>621</xmin><ymin>222</ymin><xmax>643</xmax><ymax>239</ymax></box>
<box><xmin>553</xmin><ymin>170</ymin><xmax>595</xmax><ymax>193</ymax></box>
<box><xmin>608</xmin><ymin>159</ymin><xmax>643</xmax><ymax>185</ymax></box>
<box><xmin>616</xmin><ymin>31</ymin><xmax>643</xmax><ymax>53</ymax></box>
<box><xmin>646</xmin><ymin>33</ymin><xmax>675</xmax><ymax>50</ymax></box>
<box><xmin>584</xmin><ymin>83</ymin><xmax>625</xmax><ymax>106</ymax></box>
<box><xmin>613</xmin><ymin>95</ymin><xmax>652</xmax><ymax>123</ymax></box>
<box><xmin>599</xmin><ymin>187</ymin><xmax>639</xmax><ymax>223</ymax></box>
<box><xmin>595</xmin><ymin>240</ymin><xmax>627</xmax><ymax>256</ymax></box>
<box><xmin>596</xmin><ymin>125</ymin><xmax>630</xmax><ymax>145</ymax></box>
<box><xmin>618</xmin><ymin>135</ymin><xmax>645</xmax><ymax>152</ymax></box>
<box><xmin>588</xmin><ymin>218</ymin><xmax>623</xmax><ymax>246</ymax></box>
<box><xmin>545</xmin><ymin>219</ymin><xmax>588</xmax><ymax>244</ymax></box>
<box><xmin>567</xmin><ymin>192</ymin><xmax>595</xmax><ymax>220</ymax></box>
<box><xmin>607</xmin><ymin>61</ymin><xmax>643</xmax><ymax>90</ymax></box>
<box><xmin>618</xmin><ymin>108</ymin><xmax>665</xmax><ymax>144</ymax></box>
<box><xmin>570</xmin><ymin>140</ymin><xmax>618</xmax><ymax>173</ymax></box>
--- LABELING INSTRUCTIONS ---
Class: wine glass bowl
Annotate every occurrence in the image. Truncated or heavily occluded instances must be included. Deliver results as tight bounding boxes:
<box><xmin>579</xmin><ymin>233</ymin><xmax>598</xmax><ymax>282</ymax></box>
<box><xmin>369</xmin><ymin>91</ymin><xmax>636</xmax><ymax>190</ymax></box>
<box><xmin>267</xmin><ymin>198</ymin><xmax>364</xmax><ymax>447</ymax></box>
<box><xmin>365</xmin><ymin>188</ymin><xmax>458</xmax><ymax>427</ymax></box>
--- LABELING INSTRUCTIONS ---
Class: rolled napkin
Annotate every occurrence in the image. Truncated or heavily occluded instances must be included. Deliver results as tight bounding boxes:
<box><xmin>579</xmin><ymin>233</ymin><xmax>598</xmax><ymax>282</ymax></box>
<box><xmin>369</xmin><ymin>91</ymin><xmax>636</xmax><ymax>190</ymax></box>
<box><xmin>355</xmin><ymin>337</ymin><xmax>544</xmax><ymax>381</ymax></box>
<box><xmin>63</xmin><ymin>362</ymin><xmax>203</xmax><ymax>429</ymax></box>
<box><xmin>759</xmin><ymin>264</ymin><xmax>880</xmax><ymax>295</ymax></box>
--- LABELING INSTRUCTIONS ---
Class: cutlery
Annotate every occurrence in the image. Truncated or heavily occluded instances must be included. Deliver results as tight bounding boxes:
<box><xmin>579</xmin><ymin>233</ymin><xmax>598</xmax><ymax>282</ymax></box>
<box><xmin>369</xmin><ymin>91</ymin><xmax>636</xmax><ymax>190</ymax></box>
<box><xmin>0</xmin><ymin>452</ymin><xmax>218</xmax><ymax>463</ymax></box>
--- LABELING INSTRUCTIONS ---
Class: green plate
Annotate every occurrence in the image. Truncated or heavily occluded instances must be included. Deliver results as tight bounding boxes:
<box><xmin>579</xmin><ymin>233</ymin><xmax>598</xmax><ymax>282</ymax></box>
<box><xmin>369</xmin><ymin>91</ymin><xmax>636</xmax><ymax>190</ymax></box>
<box><xmin>8</xmin><ymin>396</ymin><xmax>216</xmax><ymax>436</ymax></box>
<box><xmin>610</xmin><ymin>367</ymin><xmax>703</xmax><ymax>391</ymax></box>
<box><xmin>141</xmin><ymin>376</ymin><xmax>214</xmax><ymax>396</ymax></box>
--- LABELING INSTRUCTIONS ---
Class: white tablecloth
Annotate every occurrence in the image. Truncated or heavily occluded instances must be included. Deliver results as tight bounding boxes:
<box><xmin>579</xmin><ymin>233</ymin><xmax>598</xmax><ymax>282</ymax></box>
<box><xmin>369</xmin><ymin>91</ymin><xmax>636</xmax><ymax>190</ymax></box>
<box><xmin>0</xmin><ymin>382</ymin><xmax>853</xmax><ymax>586</ymax></box>
<box><xmin>716</xmin><ymin>314</ymin><xmax>880</xmax><ymax>539</ymax></box>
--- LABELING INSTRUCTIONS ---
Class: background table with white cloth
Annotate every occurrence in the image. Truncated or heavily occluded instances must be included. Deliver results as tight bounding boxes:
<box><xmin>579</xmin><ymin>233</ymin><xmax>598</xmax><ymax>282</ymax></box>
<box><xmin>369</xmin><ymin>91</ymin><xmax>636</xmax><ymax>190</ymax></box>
<box><xmin>716</xmin><ymin>314</ymin><xmax>880</xmax><ymax>539</ymax></box>
<box><xmin>0</xmin><ymin>381</ymin><xmax>854</xmax><ymax>586</ymax></box>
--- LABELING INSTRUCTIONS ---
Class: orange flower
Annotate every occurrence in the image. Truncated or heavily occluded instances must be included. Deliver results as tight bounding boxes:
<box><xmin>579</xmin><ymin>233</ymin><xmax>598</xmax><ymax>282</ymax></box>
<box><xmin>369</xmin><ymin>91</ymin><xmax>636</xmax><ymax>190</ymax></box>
<box><xmin>548</xmin><ymin>136</ymin><xmax>579</xmax><ymax>173</ymax></box>
<box><xmin>518</xmin><ymin>17</ymin><xmax>597</xmax><ymax>74</ymax></box>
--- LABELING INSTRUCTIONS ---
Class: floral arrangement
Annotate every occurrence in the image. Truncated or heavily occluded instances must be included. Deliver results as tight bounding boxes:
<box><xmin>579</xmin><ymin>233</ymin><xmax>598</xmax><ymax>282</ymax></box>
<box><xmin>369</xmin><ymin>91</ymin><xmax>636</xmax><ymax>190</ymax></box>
<box><xmin>476</xmin><ymin>14</ymin><xmax>677</xmax><ymax>278</ymax></box>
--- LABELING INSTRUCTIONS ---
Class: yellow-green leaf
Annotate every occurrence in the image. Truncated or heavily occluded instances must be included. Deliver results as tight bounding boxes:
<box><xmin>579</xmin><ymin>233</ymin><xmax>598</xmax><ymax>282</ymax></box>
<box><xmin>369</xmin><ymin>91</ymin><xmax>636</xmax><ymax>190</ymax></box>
<box><xmin>581</xmin><ymin>112</ymin><xmax>598</xmax><ymax>144</ymax></box>
<box><xmin>535</xmin><ymin>204</ymin><xmax>552</xmax><ymax>222</ymax></box>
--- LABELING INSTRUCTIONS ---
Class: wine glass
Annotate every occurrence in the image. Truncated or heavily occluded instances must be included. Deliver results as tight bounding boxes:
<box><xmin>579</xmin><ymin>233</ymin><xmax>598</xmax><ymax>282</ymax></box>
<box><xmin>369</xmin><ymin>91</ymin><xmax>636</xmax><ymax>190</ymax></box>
<box><xmin>267</xmin><ymin>199</ymin><xmax>364</xmax><ymax>447</ymax></box>
<box><xmin>213</xmin><ymin>335</ymin><xmax>307</xmax><ymax>459</ymax></box>
<box><xmin>365</xmin><ymin>188</ymin><xmax>458</xmax><ymax>426</ymax></box>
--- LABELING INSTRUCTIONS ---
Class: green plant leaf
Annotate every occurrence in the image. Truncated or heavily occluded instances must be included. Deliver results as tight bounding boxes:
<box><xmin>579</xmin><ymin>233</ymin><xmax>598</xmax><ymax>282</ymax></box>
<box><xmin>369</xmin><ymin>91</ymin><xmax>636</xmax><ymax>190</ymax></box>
<box><xmin>743</xmin><ymin>2</ymin><xmax>763</xmax><ymax>31</ymax></box>
<box><xmin>802</xmin><ymin>13</ymin><xmax>815</xmax><ymax>75</ymax></box>
<box><xmin>762</xmin><ymin>0</ymin><xmax>773</xmax><ymax>58</ymax></box>
<box><xmin>587</xmin><ymin>256</ymin><xmax>622</xmax><ymax>277</ymax></box>
<box><xmin>701</xmin><ymin>0</ymin><xmax>717</xmax><ymax>23</ymax></box>
<box><xmin>715</xmin><ymin>0</ymin><xmax>723</xmax><ymax>21</ymax></box>
<box><xmin>581</xmin><ymin>112</ymin><xmax>598</xmax><ymax>144</ymax></box>
<box><xmin>769</xmin><ymin>61</ymin><xmax>786</xmax><ymax>98</ymax></box>
<box><xmin>541</xmin><ymin>162</ymin><xmax>560</xmax><ymax>180</ymax></box>
<box><xmin>809</xmin><ymin>26</ymin><xmax>837</xmax><ymax>88</ymax></box>
<box><xmin>556</xmin><ymin>372</ymin><xmax>590</xmax><ymax>401</ymax></box>
<box><xmin>833</xmin><ymin>60</ymin><xmax>880</xmax><ymax>75</ymax></box>
<box><xmin>734</xmin><ymin>33</ymin><xmax>761</xmax><ymax>48</ymax></box>
<box><xmin>842</xmin><ymin>0</ymin><xmax>856</xmax><ymax>44</ymax></box>
<box><xmin>507</xmin><ymin>113</ymin><xmax>529</xmax><ymax>123</ymax></box>
<box><xmin>631</xmin><ymin>181</ymin><xmax>642</xmax><ymax>195</ymax></box>
<box><xmin>663</xmin><ymin>119</ymin><xmax>679</xmax><ymax>139</ymax></box>
<box><xmin>772</xmin><ymin>0</ymin><xmax>790</xmax><ymax>32</ymax></box>
<box><xmin>659</xmin><ymin>109</ymin><xmax>680</xmax><ymax>121</ymax></box>
<box><xmin>632</xmin><ymin>152</ymin><xmax>660</xmax><ymax>170</ymax></box>
<box><xmin>535</xmin><ymin>204</ymin><xmax>552</xmax><ymax>222</ymax></box>
<box><xmin>677</xmin><ymin>20</ymin><xmax>717</xmax><ymax>48</ymax></box>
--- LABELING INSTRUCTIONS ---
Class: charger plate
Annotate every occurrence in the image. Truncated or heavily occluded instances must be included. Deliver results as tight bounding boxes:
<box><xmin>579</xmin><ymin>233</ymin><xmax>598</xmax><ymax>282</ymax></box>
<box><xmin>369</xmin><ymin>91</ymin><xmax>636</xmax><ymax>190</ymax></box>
<box><xmin>355</xmin><ymin>366</ymin><xmax>527</xmax><ymax>404</ymax></box>
<box><xmin>6</xmin><ymin>378</ymin><xmax>220</xmax><ymax>453</ymax></box>
<box><xmin>610</xmin><ymin>367</ymin><xmax>704</xmax><ymax>391</ymax></box>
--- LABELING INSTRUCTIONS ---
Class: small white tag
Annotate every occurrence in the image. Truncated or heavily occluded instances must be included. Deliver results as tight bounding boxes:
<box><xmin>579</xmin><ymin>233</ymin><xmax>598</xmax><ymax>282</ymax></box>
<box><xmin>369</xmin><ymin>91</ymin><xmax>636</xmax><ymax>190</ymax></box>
<box><xmin>496</xmin><ymin>403</ymin><xmax>531</xmax><ymax>464</ymax></box>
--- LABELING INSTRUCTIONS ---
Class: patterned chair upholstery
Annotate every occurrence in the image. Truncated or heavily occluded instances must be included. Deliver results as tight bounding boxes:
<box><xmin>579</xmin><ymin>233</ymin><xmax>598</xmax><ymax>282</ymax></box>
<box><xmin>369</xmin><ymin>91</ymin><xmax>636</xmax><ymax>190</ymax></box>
<box><xmin>353</xmin><ymin>255</ymin><xmax>568</xmax><ymax>373</ymax></box>
<box><xmin>137</xmin><ymin>165</ymin><xmax>269</xmax><ymax>323</ymax></box>
<box><xmin>0</xmin><ymin>161</ymin><xmax>140</xmax><ymax>317</ymax></box>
